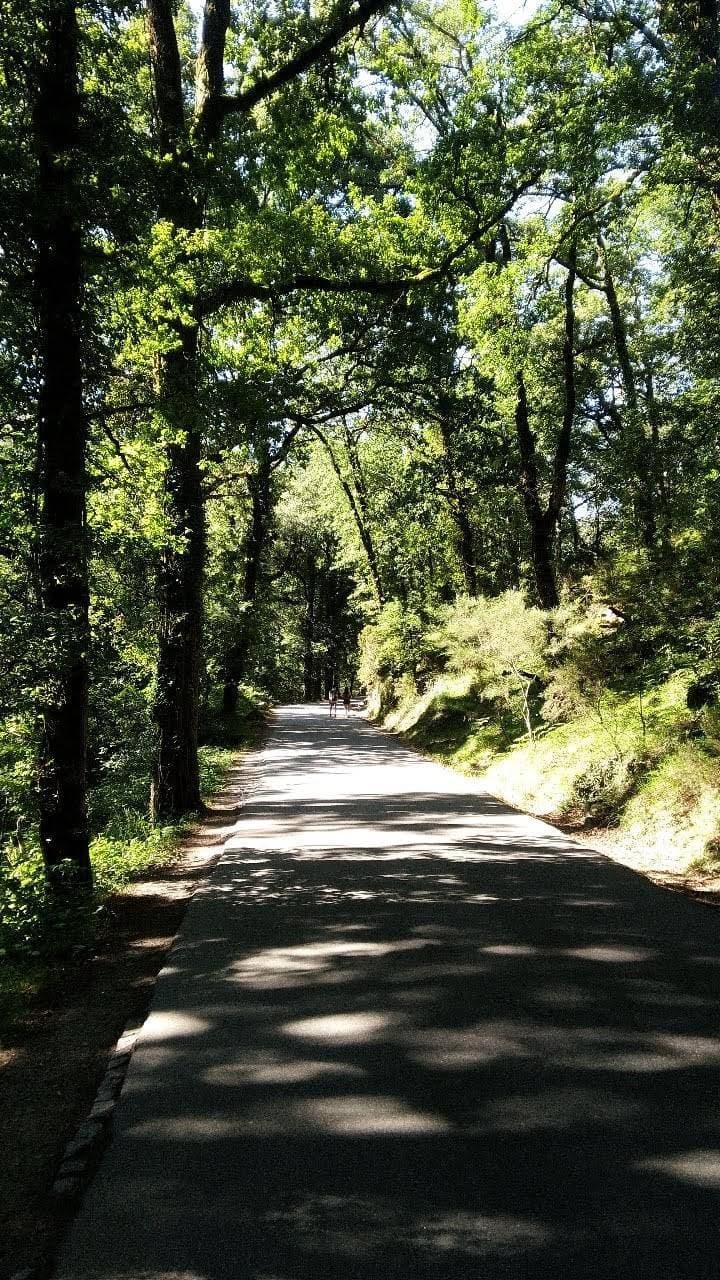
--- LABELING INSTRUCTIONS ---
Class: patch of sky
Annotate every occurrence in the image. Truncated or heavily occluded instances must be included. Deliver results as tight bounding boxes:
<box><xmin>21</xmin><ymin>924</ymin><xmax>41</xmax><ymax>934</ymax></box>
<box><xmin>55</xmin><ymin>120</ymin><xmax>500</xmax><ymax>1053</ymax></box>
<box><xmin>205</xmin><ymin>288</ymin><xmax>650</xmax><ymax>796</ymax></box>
<box><xmin>492</xmin><ymin>0</ymin><xmax>542</xmax><ymax>25</ymax></box>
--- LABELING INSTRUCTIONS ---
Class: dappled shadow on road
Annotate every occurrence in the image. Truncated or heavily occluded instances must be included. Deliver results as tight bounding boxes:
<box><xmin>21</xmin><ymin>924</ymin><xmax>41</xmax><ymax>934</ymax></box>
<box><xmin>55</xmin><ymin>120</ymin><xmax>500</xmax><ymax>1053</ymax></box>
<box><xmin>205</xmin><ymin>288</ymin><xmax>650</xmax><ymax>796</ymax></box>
<box><xmin>55</xmin><ymin>708</ymin><xmax>720</xmax><ymax>1280</ymax></box>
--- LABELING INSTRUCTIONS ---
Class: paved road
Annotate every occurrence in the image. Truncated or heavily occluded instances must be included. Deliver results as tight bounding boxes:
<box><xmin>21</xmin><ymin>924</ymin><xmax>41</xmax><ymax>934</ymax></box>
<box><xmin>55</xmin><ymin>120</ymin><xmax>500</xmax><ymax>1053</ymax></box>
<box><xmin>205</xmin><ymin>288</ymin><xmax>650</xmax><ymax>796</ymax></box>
<box><xmin>56</xmin><ymin>706</ymin><xmax>720</xmax><ymax>1279</ymax></box>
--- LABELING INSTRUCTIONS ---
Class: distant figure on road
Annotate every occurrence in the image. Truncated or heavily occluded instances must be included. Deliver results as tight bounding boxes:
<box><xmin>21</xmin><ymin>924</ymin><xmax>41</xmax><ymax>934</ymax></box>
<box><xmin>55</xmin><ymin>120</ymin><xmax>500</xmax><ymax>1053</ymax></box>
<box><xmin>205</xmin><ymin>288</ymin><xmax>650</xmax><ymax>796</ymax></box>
<box><xmin>342</xmin><ymin>686</ymin><xmax>351</xmax><ymax>715</ymax></box>
<box><xmin>328</xmin><ymin>687</ymin><xmax>338</xmax><ymax>717</ymax></box>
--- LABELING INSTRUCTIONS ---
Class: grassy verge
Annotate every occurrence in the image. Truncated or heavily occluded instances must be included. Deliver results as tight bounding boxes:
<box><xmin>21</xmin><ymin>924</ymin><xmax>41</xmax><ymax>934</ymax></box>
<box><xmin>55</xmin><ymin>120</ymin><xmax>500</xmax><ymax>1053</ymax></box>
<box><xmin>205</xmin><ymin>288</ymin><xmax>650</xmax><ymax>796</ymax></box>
<box><xmin>0</xmin><ymin>686</ymin><xmax>268</xmax><ymax>1026</ymax></box>
<box><xmin>381</xmin><ymin>671</ymin><xmax>720</xmax><ymax>879</ymax></box>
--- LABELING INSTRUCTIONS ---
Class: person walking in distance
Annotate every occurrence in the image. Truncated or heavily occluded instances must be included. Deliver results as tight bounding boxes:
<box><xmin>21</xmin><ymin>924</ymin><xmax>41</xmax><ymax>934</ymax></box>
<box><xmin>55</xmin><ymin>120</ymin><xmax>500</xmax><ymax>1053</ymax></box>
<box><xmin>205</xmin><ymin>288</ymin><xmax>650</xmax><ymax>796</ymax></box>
<box><xmin>342</xmin><ymin>685</ymin><xmax>351</xmax><ymax>716</ymax></box>
<box><xmin>328</xmin><ymin>686</ymin><xmax>338</xmax><ymax>717</ymax></box>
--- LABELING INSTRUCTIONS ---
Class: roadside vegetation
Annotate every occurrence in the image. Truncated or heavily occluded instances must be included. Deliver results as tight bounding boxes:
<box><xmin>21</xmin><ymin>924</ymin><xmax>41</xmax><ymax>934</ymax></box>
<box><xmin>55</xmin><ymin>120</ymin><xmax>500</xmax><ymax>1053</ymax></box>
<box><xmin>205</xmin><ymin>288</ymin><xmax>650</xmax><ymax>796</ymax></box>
<box><xmin>361</xmin><ymin>588</ymin><xmax>720</xmax><ymax>879</ymax></box>
<box><xmin>0</xmin><ymin>687</ymin><xmax>266</xmax><ymax>1027</ymax></box>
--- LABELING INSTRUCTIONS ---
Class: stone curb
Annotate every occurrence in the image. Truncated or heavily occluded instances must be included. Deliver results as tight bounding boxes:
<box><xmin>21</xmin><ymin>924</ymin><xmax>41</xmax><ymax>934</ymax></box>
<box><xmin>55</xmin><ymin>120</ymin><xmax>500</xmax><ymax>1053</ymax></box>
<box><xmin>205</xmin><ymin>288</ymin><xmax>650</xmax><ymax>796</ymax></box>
<box><xmin>50</xmin><ymin>1025</ymin><xmax>141</xmax><ymax>1206</ymax></box>
<box><xmin>8</xmin><ymin>1024</ymin><xmax>142</xmax><ymax>1280</ymax></box>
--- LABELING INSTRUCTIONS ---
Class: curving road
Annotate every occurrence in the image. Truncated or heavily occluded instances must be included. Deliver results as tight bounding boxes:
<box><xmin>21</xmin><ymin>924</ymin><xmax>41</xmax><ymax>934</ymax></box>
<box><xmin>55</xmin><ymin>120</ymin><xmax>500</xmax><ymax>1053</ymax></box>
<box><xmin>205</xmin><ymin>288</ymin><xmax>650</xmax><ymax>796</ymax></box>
<box><xmin>55</xmin><ymin>705</ymin><xmax>720</xmax><ymax>1278</ymax></box>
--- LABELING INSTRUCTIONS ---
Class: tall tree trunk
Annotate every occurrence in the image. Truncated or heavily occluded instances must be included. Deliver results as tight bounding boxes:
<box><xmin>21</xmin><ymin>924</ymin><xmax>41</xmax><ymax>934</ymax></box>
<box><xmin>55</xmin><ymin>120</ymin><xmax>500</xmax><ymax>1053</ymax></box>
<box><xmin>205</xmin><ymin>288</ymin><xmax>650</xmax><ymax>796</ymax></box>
<box><xmin>438</xmin><ymin>411</ymin><xmax>478</xmax><ymax>595</ymax></box>
<box><xmin>222</xmin><ymin>449</ymin><xmax>272</xmax><ymax>713</ymax></box>
<box><xmin>147</xmin><ymin>0</ymin><xmax>207</xmax><ymax>819</ymax></box>
<box><xmin>151</xmin><ymin>329</ymin><xmax>205</xmax><ymax>818</ymax></box>
<box><xmin>34</xmin><ymin>0</ymin><xmax>91</xmax><ymax>888</ymax></box>
<box><xmin>302</xmin><ymin>559</ymin><xmax>317</xmax><ymax>701</ymax></box>
<box><xmin>547</xmin><ymin>242</ymin><xmax>577</xmax><ymax>529</ymax></box>
<box><xmin>645</xmin><ymin>368</ymin><xmax>672</xmax><ymax>553</ymax></box>
<box><xmin>146</xmin><ymin>0</ymin><xmax>396</xmax><ymax>810</ymax></box>
<box><xmin>598</xmin><ymin>235</ymin><xmax>658</xmax><ymax>551</ymax></box>
<box><xmin>513</xmin><ymin>247</ymin><xmax>577</xmax><ymax>609</ymax></box>
<box><xmin>453</xmin><ymin>497</ymin><xmax>478</xmax><ymax>596</ymax></box>
<box><xmin>514</xmin><ymin>375</ymin><xmax>559</xmax><ymax>609</ymax></box>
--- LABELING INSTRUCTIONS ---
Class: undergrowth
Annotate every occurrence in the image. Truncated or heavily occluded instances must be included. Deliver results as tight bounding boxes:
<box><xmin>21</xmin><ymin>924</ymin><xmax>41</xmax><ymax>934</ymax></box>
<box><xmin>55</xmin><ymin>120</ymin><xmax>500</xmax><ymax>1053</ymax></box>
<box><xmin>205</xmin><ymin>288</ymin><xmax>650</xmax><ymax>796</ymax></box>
<box><xmin>0</xmin><ymin>686</ymin><xmax>267</xmax><ymax>1000</ymax></box>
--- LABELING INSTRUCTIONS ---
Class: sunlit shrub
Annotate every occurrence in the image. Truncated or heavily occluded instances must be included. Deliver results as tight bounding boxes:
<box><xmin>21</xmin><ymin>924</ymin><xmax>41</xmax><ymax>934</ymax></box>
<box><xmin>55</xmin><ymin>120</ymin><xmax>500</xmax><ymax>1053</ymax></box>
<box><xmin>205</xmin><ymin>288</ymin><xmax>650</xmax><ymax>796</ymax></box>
<box><xmin>565</xmin><ymin>755</ymin><xmax>643</xmax><ymax>826</ymax></box>
<box><xmin>358</xmin><ymin>600</ymin><xmax>439</xmax><ymax>694</ymax></box>
<box><xmin>439</xmin><ymin>591</ymin><xmax>551</xmax><ymax>739</ymax></box>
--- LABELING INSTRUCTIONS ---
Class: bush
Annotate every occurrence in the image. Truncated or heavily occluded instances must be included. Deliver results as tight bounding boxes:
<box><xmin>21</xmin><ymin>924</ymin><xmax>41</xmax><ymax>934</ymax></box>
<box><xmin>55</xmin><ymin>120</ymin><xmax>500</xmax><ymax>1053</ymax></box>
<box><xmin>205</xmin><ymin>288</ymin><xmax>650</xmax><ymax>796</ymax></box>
<box><xmin>439</xmin><ymin>592</ymin><xmax>551</xmax><ymax>740</ymax></box>
<box><xmin>565</xmin><ymin>754</ymin><xmax>644</xmax><ymax>826</ymax></box>
<box><xmin>358</xmin><ymin>601</ymin><xmax>440</xmax><ymax>708</ymax></box>
<box><xmin>0</xmin><ymin>705</ymin><xmax>260</xmax><ymax>962</ymax></box>
<box><xmin>440</xmin><ymin>592</ymin><xmax>549</xmax><ymax>677</ymax></box>
<box><xmin>200</xmin><ymin>683</ymin><xmax>269</xmax><ymax>747</ymax></box>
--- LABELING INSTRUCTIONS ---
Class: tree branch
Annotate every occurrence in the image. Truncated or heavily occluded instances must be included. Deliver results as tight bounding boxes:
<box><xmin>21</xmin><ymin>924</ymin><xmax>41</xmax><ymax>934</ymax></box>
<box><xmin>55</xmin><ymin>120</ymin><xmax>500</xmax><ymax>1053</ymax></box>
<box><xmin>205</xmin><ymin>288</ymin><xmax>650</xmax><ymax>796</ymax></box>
<box><xmin>87</xmin><ymin>401</ymin><xmax>155</xmax><ymax>421</ymax></box>
<box><xmin>269</xmin><ymin>421</ymin><xmax>303</xmax><ymax>467</ymax></box>
<box><xmin>196</xmin><ymin>179</ymin><xmax>537</xmax><ymax>318</ymax></box>
<box><xmin>145</xmin><ymin>0</ymin><xmax>186</xmax><ymax>149</ymax></box>
<box><xmin>194</xmin><ymin>0</ymin><xmax>231</xmax><ymax>142</ymax></box>
<box><xmin>195</xmin><ymin>267</ymin><xmax>438</xmax><ymax>316</ymax></box>
<box><xmin>221</xmin><ymin>0</ymin><xmax>391</xmax><ymax>116</ymax></box>
<box><xmin>287</xmin><ymin>398</ymin><xmax>373</xmax><ymax>427</ymax></box>
<box><xmin>95</xmin><ymin>419</ymin><xmax>134</xmax><ymax>474</ymax></box>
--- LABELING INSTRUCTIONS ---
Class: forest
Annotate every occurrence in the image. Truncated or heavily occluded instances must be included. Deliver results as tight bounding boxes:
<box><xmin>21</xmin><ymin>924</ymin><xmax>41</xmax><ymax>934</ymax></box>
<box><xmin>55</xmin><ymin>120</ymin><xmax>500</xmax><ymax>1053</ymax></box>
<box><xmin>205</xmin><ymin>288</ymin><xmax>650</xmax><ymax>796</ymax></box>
<box><xmin>3</xmin><ymin>0</ymin><xmax>720</xmax><ymax>967</ymax></box>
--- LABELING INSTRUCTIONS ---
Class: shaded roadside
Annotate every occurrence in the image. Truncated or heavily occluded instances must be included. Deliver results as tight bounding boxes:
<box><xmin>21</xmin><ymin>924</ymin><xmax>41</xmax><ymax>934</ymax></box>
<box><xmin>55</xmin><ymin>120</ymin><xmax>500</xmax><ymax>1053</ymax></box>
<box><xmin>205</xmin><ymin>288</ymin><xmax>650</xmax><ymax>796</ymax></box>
<box><xmin>0</xmin><ymin>760</ymin><xmax>251</xmax><ymax>1280</ymax></box>
<box><xmin>378</xmin><ymin>706</ymin><xmax>720</xmax><ymax>908</ymax></box>
<box><xmin>53</xmin><ymin>706</ymin><xmax>720</xmax><ymax>1280</ymax></box>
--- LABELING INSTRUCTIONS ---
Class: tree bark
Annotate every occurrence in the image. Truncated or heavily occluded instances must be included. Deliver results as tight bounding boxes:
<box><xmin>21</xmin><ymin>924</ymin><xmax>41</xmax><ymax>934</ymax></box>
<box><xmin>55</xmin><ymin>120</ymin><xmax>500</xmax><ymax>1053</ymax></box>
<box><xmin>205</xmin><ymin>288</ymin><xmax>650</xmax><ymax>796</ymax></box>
<box><xmin>147</xmin><ymin>0</ymin><xmax>206</xmax><ymax>819</ymax></box>
<box><xmin>151</xmin><ymin>329</ymin><xmax>205</xmax><ymax>817</ymax></box>
<box><xmin>644</xmin><ymin>367</ymin><xmax>672</xmax><ymax>553</ymax></box>
<box><xmin>514</xmin><ymin>247</ymin><xmax>577</xmax><ymax>608</ymax></box>
<box><xmin>453</xmin><ymin>496</ymin><xmax>479</xmax><ymax>596</ymax></box>
<box><xmin>34</xmin><ymin>0</ymin><xmax>91</xmax><ymax>888</ymax></box>
<box><xmin>222</xmin><ymin>449</ymin><xmax>272</xmax><ymax>712</ymax></box>
<box><xmin>598</xmin><ymin>235</ymin><xmax>658</xmax><ymax>551</ymax></box>
<box><xmin>514</xmin><ymin>374</ymin><xmax>559</xmax><ymax>609</ymax></box>
<box><xmin>438</xmin><ymin>408</ymin><xmax>478</xmax><ymax>595</ymax></box>
<box><xmin>194</xmin><ymin>0</ymin><xmax>231</xmax><ymax>143</ymax></box>
<box><xmin>302</xmin><ymin>558</ymin><xmax>317</xmax><ymax>702</ymax></box>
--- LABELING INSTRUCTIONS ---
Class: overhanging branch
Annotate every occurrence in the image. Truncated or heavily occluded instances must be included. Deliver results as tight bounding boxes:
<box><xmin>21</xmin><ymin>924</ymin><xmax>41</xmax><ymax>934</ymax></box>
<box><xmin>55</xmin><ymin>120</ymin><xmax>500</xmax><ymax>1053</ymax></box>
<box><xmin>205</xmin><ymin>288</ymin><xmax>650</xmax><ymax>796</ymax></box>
<box><xmin>221</xmin><ymin>0</ymin><xmax>391</xmax><ymax>116</ymax></box>
<box><xmin>195</xmin><ymin>268</ymin><xmax>439</xmax><ymax>316</ymax></box>
<box><xmin>195</xmin><ymin>176</ymin><xmax>540</xmax><ymax>318</ymax></box>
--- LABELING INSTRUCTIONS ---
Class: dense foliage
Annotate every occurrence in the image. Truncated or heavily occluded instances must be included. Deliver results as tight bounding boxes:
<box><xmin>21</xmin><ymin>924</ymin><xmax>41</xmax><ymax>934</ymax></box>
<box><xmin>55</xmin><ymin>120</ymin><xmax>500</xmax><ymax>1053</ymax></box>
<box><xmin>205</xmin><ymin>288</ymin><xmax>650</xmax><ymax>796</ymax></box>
<box><xmin>3</xmin><ymin>0</ymin><xmax>720</xmax><ymax>953</ymax></box>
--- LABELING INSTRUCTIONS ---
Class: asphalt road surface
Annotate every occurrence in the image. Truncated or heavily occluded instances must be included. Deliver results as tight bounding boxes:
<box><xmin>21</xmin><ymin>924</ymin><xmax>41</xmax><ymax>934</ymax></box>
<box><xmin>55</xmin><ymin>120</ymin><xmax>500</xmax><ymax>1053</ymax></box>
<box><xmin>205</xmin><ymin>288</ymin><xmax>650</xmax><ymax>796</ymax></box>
<box><xmin>55</xmin><ymin>705</ymin><xmax>720</xmax><ymax>1279</ymax></box>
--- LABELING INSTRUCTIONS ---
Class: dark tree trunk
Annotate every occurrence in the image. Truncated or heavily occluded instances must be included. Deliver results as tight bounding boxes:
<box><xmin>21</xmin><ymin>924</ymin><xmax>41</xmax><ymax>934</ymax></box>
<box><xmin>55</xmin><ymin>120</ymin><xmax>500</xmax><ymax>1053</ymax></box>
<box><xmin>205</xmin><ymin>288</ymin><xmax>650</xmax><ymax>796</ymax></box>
<box><xmin>145</xmin><ymin>0</ymin><xmax>399</xmax><ymax>811</ymax></box>
<box><xmin>222</xmin><ymin>450</ymin><xmax>272</xmax><ymax>713</ymax></box>
<box><xmin>645</xmin><ymin>368</ymin><xmax>672</xmax><ymax>553</ymax></box>
<box><xmin>302</xmin><ymin>559</ymin><xmax>317</xmax><ymax>701</ymax></box>
<box><xmin>151</xmin><ymin>327</ymin><xmax>205</xmax><ymax>819</ymax></box>
<box><xmin>147</xmin><ymin>0</ymin><xmax>207</xmax><ymax>819</ymax></box>
<box><xmin>438</xmin><ymin>411</ymin><xmax>478</xmax><ymax>595</ymax></box>
<box><xmin>514</xmin><ymin>375</ymin><xmax>559</xmax><ymax>609</ymax></box>
<box><xmin>514</xmin><ymin>248</ymin><xmax>577</xmax><ymax>610</ymax></box>
<box><xmin>599</xmin><ymin>236</ymin><xmax>658</xmax><ymax>552</ymax></box>
<box><xmin>34</xmin><ymin>0</ymin><xmax>91</xmax><ymax>888</ymax></box>
<box><xmin>548</xmin><ymin>242</ymin><xmax>577</xmax><ymax>529</ymax></box>
<box><xmin>454</xmin><ymin>499</ymin><xmax>478</xmax><ymax>596</ymax></box>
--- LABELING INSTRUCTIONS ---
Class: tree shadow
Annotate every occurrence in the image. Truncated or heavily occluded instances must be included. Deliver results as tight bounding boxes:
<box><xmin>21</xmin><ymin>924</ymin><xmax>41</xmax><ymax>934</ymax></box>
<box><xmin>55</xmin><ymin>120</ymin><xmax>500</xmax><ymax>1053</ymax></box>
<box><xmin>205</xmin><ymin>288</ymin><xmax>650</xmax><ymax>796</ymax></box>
<box><xmin>54</xmin><ymin>707</ymin><xmax>720</xmax><ymax>1280</ymax></box>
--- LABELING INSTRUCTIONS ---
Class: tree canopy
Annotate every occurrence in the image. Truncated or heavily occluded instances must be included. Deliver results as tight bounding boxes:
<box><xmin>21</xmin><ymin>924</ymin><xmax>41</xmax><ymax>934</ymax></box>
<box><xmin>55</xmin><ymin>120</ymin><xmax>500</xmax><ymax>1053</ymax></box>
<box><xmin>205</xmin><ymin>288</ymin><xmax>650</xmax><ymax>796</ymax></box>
<box><xmin>3</xmin><ymin>0</ymin><xmax>720</xmax><ymax>921</ymax></box>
